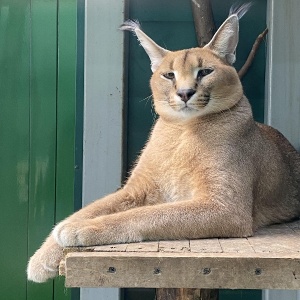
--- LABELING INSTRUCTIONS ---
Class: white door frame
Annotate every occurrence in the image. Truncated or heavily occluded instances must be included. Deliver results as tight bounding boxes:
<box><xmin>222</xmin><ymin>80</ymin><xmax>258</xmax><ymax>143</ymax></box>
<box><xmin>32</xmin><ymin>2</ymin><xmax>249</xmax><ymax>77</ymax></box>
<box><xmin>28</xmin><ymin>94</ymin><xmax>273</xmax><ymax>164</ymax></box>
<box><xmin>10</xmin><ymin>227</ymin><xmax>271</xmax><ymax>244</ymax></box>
<box><xmin>265</xmin><ymin>0</ymin><xmax>300</xmax><ymax>150</ymax></box>
<box><xmin>82</xmin><ymin>0</ymin><xmax>126</xmax><ymax>299</ymax></box>
<box><xmin>264</xmin><ymin>0</ymin><xmax>300</xmax><ymax>299</ymax></box>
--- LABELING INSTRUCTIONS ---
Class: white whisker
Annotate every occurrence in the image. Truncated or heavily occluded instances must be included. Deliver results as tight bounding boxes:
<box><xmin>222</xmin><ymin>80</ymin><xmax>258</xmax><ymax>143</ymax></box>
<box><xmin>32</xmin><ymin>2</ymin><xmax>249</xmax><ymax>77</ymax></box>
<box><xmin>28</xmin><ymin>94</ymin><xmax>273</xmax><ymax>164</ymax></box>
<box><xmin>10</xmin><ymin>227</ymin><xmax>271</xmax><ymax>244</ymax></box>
<box><xmin>139</xmin><ymin>94</ymin><xmax>153</xmax><ymax>104</ymax></box>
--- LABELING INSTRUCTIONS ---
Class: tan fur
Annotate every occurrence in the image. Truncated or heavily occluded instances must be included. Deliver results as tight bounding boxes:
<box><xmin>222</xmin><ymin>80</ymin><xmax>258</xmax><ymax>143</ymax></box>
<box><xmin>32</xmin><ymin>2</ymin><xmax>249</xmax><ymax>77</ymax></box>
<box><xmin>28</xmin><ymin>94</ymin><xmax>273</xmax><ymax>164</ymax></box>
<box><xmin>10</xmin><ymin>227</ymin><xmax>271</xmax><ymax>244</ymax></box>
<box><xmin>27</xmin><ymin>12</ymin><xmax>300</xmax><ymax>283</ymax></box>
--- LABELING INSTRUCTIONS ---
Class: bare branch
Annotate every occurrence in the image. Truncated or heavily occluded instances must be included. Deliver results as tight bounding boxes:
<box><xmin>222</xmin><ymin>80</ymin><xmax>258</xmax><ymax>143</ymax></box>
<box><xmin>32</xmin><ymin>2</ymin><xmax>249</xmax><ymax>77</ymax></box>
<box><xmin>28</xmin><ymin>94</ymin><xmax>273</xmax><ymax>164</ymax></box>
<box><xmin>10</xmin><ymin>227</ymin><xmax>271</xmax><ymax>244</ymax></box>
<box><xmin>238</xmin><ymin>28</ymin><xmax>268</xmax><ymax>79</ymax></box>
<box><xmin>190</xmin><ymin>0</ymin><xmax>215</xmax><ymax>47</ymax></box>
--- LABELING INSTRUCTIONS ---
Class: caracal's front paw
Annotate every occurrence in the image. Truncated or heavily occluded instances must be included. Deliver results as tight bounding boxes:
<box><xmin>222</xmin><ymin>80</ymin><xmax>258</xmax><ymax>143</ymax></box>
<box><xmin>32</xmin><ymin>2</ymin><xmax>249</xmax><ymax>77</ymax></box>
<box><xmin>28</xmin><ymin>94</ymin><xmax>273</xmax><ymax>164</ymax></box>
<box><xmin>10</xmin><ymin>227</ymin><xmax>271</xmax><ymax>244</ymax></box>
<box><xmin>27</xmin><ymin>242</ymin><xmax>63</xmax><ymax>283</ymax></box>
<box><xmin>53</xmin><ymin>220</ymin><xmax>101</xmax><ymax>247</ymax></box>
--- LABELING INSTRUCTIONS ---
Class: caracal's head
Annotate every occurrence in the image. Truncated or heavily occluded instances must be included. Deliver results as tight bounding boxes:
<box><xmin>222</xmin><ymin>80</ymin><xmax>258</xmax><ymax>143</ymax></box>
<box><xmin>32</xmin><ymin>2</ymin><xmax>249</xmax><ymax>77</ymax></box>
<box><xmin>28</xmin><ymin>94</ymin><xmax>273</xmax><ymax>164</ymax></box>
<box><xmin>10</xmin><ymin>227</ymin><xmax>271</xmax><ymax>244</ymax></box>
<box><xmin>121</xmin><ymin>5</ymin><xmax>249</xmax><ymax>123</ymax></box>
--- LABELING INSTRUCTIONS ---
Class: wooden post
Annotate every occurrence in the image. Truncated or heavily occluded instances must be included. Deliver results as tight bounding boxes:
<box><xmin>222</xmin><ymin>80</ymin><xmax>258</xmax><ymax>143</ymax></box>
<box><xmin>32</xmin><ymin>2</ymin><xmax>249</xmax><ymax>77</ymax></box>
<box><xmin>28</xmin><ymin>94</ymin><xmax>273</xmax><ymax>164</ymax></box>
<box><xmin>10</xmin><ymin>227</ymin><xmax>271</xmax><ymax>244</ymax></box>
<box><xmin>190</xmin><ymin>0</ymin><xmax>215</xmax><ymax>47</ymax></box>
<box><xmin>199</xmin><ymin>289</ymin><xmax>219</xmax><ymax>300</ymax></box>
<box><xmin>156</xmin><ymin>288</ymin><xmax>219</xmax><ymax>300</ymax></box>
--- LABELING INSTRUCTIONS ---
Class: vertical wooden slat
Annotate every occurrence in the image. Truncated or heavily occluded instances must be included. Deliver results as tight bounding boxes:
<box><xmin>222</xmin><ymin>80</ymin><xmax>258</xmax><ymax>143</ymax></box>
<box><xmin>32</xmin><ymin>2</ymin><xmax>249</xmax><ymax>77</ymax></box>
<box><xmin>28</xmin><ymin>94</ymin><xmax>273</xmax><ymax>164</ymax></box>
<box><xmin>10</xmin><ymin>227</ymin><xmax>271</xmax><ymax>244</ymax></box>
<box><xmin>0</xmin><ymin>0</ymin><xmax>78</xmax><ymax>299</ymax></box>
<box><xmin>265</xmin><ymin>0</ymin><xmax>300</xmax><ymax>151</ymax></box>
<box><xmin>55</xmin><ymin>0</ymin><xmax>76</xmax><ymax>223</ymax></box>
<box><xmin>27</xmin><ymin>0</ymin><xmax>57</xmax><ymax>299</ymax></box>
<box><xmin>0</xmin><ymin>1</ymin><xmax>30</xmax><ymax>299</ymax></box>
<box><xmin>55</xmin><ymin>0</ymin><xmax>77</xmax><ymax>299</ymax></box>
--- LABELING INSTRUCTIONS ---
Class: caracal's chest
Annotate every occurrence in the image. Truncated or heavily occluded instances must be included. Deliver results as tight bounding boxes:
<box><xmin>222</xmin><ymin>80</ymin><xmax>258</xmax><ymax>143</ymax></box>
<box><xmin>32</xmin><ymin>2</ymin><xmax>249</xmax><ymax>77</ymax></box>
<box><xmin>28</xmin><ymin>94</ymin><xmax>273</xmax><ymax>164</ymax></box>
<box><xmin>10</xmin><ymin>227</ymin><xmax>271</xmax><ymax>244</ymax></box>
<box><xmin>145</xmin><ymin>123</ymin><xmax>214</xmax><ymax>203</ymax></box>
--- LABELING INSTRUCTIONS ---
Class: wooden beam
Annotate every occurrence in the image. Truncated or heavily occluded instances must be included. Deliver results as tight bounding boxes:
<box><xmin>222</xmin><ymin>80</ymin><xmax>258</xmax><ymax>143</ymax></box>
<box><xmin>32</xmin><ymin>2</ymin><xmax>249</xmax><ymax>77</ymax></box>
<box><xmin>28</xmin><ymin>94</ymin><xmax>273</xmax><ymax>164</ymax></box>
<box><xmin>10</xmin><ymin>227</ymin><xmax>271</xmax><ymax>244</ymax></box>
<box><xmin>61</xmin><ymin>221</ymin><xmax>300</xmax><ymax>290</ymax></box>
<box><xmin>190</xmin><ymin>0</ymin><xmax>215</xmax><ymax>47</ymax></box>
<box><xmin>62</xmin><ymin>251</ymin><xmax>300</xmax><ymax>289</ymax></box>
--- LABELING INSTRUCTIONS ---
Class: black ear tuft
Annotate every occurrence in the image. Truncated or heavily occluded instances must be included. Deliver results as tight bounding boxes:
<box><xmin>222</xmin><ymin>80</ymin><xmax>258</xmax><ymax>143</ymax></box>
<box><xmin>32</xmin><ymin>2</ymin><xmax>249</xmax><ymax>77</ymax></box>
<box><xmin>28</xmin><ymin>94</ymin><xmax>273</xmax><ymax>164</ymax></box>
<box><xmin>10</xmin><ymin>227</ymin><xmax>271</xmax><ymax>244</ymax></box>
<box><xmin>229</xmin><ymin>2</ymin><xmax>253</xmax><ymax>19</ymax></box>
<box><xmin>119</xmin><ymin>19</ymin><xmax>141</xmax><ymax>32</ymax></box>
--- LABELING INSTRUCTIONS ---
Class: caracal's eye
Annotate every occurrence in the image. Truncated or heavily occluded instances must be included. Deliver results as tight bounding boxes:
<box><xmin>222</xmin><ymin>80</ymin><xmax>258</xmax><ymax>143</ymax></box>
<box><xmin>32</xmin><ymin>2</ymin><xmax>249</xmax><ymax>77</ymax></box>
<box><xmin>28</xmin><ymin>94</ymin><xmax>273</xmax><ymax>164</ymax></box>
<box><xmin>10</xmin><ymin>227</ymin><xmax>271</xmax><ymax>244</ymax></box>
<box><xmin>163</xmin><ymin>72</ymin><xmax>175</xmax><ymax>80</ymax></box>
<box><xmin>197</xmin><ymin>68</ymin><xmax>213</xmax><ymax>80</ymax></box>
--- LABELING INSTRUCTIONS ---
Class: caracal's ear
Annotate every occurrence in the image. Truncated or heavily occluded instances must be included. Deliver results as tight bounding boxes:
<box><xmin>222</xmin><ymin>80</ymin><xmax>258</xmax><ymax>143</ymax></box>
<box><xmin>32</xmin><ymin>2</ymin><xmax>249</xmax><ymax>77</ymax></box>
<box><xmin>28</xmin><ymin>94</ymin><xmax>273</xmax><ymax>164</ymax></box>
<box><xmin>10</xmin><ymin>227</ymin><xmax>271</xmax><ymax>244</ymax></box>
<box><xmin>204</xmin><ymin>2</ymin><xmax>252</xmax><ymax>64</ymax></box>
<box><xmin>120</xmin><ymin>20</ymin><xmax>170</xmax><ymax>72</ymax></box>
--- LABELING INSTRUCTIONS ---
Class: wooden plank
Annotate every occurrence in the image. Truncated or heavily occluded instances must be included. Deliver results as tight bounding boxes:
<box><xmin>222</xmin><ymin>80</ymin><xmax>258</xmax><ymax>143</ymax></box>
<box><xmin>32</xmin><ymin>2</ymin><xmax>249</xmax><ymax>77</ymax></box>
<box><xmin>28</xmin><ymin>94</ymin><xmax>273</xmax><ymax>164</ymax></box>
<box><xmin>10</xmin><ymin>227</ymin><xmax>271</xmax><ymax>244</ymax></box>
<box><xmin>248</xmin><ymin>226</ymin><xmax>300</xmax><ymax>253</ymax></box>
<box><xmin>126</xmin><ymin>241</ymin><xmax>159</xmax><ymax>252</ymax></box>
<box><xmin>59</xmin><ymin>259</ymin><xmax>66</xmax><ymax>276</ymax></box>
<box><xmin>93</xmin><ymin>244</ymin><xmax>128</xmax><ymax>252</ymax></box>
<box><xmin>61</xmin><ymin>221</ymin><xmax>300</xmax><ymax>290</ymax></box>
<box><xmin>219</xmin><ymin>238</ymin><xmax>254</xmax><ymax>253</ymax></box>
<box><xmin>190</xmin><ymin>239</ymin><xmax>222</xmax><ymax>253</ymax></box>
<box><xmin>159</xmin><ymin>240</ymin><xmax>190</xmax><ymax>252</ymax></box>
<box><xmin>63</xmin><ymin>251</ymin><xmax>300</xmax><ymax>289</ymax></box>
<box><xmin>64</xmin><ymin>246</ymin><xmax>95</xmax><ymax>254</ymax></box>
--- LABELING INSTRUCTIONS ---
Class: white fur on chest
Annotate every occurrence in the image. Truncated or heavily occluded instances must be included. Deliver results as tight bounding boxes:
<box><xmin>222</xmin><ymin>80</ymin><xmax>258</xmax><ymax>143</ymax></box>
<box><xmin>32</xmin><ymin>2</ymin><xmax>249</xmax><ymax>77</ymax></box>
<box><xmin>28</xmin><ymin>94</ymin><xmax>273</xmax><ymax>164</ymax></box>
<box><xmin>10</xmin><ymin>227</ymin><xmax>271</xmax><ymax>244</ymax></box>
<box><xmin>156</xmin><ymin>171</ymin><xmax>194</xmax><ymax>203</ymax></box>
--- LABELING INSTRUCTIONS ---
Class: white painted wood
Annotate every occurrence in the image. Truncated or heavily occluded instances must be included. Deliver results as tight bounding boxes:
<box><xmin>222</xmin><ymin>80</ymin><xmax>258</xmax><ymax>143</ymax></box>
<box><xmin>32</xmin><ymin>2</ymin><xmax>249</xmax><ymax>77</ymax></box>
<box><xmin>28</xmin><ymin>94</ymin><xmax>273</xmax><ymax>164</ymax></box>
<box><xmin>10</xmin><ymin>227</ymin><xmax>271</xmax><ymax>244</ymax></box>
<box><xmin>263</xmin><ymin>290</ymin><xmax>299</xmax><ymax>300</ymax></box>
<box><xmin>262</xmin><ymin>289</ymin><xmax>269</xmax><ymax>300</ymax></box>
<box><xmin>264</xmin><ymin>0</ymin><xmax>300</xmax><ymax>299</ymax></box>
<box><xmin>83</xmin><ymin>0</ymin><xmax>125</xmax><ymax>203</ymax></box>
<box><xmin>265</xmin><ymin>0</ymin><xmax>300</xmax><ymax>151</ymax></box>
<box><xmin>82</xmin><ymin>0</ymin><xmax>125</xmax><ymax>299</ymax></box>
<box><xmin>81</xmin><ymin>288</ymin><xmax>120</xmax><ymax>300</ymax></box>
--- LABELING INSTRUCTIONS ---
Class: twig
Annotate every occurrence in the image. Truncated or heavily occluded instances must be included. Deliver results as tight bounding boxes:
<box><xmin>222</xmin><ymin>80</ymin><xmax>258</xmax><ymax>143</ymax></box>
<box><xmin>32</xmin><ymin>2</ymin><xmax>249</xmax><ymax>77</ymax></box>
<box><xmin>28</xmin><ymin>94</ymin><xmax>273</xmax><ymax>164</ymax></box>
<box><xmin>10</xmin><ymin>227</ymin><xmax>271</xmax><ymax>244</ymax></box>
<box><xmin>190</xmin><ymin>0</ymin><xmax>215</xmax><ymax>47</ymax></box>
<box><xmin>238</xmin><ymin>28</ymin><xmax>268</xmax><ymax>79</ymax></box>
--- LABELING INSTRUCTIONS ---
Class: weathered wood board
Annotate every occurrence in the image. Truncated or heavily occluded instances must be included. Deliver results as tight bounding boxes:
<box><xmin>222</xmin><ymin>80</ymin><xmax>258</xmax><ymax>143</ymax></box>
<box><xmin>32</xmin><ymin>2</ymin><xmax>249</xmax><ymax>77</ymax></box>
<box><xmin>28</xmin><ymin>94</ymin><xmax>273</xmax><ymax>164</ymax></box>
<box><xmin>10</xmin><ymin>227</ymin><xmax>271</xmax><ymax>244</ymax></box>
<box><xmin>60</xmin><ymin>220</ymin><xmax>300</xmax><ymax>289</ymax></box>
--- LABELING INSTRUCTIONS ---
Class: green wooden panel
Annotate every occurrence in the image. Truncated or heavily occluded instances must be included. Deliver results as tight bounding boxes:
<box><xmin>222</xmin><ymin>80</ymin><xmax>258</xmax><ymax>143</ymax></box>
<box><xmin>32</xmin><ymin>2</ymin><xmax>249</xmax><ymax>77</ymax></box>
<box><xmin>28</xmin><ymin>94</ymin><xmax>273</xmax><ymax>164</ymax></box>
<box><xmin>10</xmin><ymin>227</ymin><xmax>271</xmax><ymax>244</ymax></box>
<box><xmin>126</xmin><ymin>1</ymin><xmax>266</xmax><ymax>299</ymax></box>
<box><xmin>55</xmin><ymin>0</ymin><xmax>77</xmax><ymax>299</ymax></box>
<box><xmin>27</xmin><ymin>0</ymin><xmax>58</xmax><ymax>299</ymax></box>
<box><xmin>0</xmin><ymin>1</ymin><xmax>30</xmax><ymax>299</ymax></box>
<box><xmin>74</xmin><ymin>0</ymin><xmax>85</xmax><ymax>215</ymax></box>
<box><xmin>0</xmin><ymin>1</ymin><xmax>79</xmax><ymax>299</ymax></box>
<box><xmin>56</xmin><ymin>0</ymin><xmax>76</xmax><ymax>223</ymax></box>
<box><xmin>220</xmin><ymin>289</ymin><xmax>262</xmax><ymax>300</ymax></box>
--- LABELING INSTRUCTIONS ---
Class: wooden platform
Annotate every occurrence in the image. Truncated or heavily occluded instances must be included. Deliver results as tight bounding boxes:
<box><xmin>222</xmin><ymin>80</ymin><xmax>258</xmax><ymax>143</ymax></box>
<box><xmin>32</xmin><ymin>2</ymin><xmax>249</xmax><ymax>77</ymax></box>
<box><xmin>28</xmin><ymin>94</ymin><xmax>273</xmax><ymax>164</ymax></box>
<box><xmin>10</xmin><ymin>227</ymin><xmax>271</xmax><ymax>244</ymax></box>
<box><xmin>60</xmin><ymin>220</ymin><xmax>300</xmax><ymax>290</ymax></box>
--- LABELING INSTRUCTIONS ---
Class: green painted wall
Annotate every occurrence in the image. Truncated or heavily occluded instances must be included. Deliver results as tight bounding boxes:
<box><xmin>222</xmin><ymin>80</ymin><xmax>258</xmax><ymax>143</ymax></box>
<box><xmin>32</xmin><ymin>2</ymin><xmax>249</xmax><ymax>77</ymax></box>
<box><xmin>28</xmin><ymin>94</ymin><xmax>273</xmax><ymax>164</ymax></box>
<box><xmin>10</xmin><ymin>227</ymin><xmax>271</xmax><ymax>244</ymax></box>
<box><xmin>0</xmin><ymin>1</ymin><xmax>78</xmax><ymax>299</ymax></box>
<box><xmin>125</xmin><ymin>0</ymin><xmax>266</xmax><ymax>299</ymax></box>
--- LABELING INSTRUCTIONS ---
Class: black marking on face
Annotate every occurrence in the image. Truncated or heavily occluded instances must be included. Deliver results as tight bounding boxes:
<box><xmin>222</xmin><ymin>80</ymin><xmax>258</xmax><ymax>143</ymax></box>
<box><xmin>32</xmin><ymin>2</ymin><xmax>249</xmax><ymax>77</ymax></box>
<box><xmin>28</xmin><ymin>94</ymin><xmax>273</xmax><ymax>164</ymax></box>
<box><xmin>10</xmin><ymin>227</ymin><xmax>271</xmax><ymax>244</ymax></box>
<box><xmin>183</xmin><ymin>50</ymin><xmax>190</xmax><ymax>66</ymax></box>
<box><xmin>169</xmin><ymin>60</ymin><xmax>174</xmax><ymax>71</ymax></box>
<box><xmin>198</xmin><ymin>58</ymin><xmax>203</xmax><ymax>68</ymax></box>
